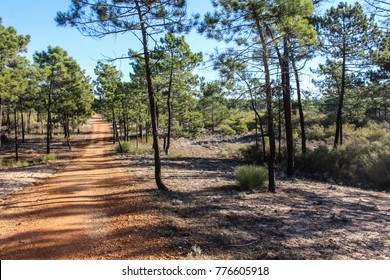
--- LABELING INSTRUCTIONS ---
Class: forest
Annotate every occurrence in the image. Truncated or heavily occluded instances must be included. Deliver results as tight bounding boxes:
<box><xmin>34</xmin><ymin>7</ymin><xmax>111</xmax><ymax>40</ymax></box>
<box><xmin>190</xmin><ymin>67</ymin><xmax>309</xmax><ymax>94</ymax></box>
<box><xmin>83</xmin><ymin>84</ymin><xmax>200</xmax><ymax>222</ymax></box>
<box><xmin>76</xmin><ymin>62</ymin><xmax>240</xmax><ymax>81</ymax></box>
<box><xmin>0</xmin><ymin>0</ymin><xmax>389</xmax><ymax>260</ymax></box>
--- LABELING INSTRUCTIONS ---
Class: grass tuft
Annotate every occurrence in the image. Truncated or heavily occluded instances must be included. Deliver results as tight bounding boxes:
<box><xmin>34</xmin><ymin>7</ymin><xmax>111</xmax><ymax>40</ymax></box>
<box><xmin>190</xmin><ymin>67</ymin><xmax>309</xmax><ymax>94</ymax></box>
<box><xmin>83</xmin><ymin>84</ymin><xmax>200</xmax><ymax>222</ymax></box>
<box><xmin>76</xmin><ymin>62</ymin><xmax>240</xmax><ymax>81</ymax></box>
<box><xmin>42</xmin><ymin>153</ymin><xmax>56</xmax><ymax>162</ymax></box>
<box><xmin>235</xmin><ymin>165</ymin><xmax>267</xmax><ymax>191</ymax></box>
<box><xmin>114</xmin><ymin>141</ymin><xmax>130</xmax><ymax>153</ymax></box>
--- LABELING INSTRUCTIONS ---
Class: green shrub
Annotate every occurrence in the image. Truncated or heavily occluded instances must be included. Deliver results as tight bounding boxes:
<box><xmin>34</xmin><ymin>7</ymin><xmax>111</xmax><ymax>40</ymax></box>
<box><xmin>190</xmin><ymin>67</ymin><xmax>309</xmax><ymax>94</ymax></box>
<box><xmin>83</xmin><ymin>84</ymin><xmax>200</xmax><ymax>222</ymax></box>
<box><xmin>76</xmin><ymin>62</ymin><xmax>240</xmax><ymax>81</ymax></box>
<box><xmin>361</xmin><ymin>146</ymin><xmax>390</xmax><ymax>190</ymax></box>
<box><xmin>306</xmin><ymin>124</ymin><xmax>327</xmax><ymax>140</ymax></box>
<box><xmin>219</xmin><ymin>124</ymin><xmax>236</xmax><ymax>135</ymax></box>
<box><xmin>220</xmin><ymin>150</ymin><xmax>230</xmax><ymax>158</ymax></box>
<box><xmin>7</xmin><ymin>160</ymin><xmax>29</xmax><ymax>168</ymax></box>
<box><xmin>235</xmin><ymin>165</ymin><xmax>267</xmax><ymax>191</ymax></box>
<box><xmin>295</xmin><ymin>142</ymin><xmax>390</xmax><ymax>191</ymax></box>
<box><xmin>42</xmin><ymin>153</ymin><xmax>56</xmax><ymax>162</ymax></box>
<box><xmin>114</xmin><ymin>141</ymin><xmax>130</xmax><ymax>153</ymax></box>
<box><xmin>0</xmin><ymin>158</ymin><xmax>4</xmax><ymax>166</ymax></box>
<box><xmin>234</xmin><ymin>119</ymin><xmax>249</xmax><ymax>134</ymax></box>
<box><xmin>239</xmin><ymin>144</ymin><xmax>265</xmax><ymax>163</ymax></box>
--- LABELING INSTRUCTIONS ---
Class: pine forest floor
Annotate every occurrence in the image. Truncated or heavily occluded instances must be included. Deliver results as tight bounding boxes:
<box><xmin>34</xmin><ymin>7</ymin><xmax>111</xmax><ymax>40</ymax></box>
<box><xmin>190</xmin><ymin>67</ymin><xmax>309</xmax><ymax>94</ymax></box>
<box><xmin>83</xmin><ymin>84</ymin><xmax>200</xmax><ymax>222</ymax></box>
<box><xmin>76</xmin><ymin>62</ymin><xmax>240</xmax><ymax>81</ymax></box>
<box><xmin>0</xmin><ymin>115</ymin><xmax>389</xmax><ymax>259</ymax></box>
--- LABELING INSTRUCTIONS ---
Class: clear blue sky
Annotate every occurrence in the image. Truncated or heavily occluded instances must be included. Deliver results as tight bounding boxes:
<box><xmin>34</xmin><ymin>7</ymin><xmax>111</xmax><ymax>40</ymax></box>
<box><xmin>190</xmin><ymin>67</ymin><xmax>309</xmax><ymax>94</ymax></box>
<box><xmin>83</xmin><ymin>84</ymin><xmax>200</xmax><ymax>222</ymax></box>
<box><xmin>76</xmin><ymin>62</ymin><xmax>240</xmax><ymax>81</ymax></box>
<box><xmin>0</xmin><ymin>0</ymin><xmax>219</xmax><ymax>81</ymax></box>
<box><xmin>0</xmin><ymin>0</ymin><xmax>361</xmax><ymax>90</ymax></box>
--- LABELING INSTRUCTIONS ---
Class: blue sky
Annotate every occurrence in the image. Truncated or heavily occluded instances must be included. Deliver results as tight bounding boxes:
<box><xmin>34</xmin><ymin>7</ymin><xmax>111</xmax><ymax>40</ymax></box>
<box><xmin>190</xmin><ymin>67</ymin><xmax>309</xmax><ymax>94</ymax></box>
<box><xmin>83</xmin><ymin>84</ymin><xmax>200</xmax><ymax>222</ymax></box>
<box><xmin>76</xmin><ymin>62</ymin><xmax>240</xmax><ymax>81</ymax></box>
<box><xmin>0</xmin><ymin>0</ymin><xmax>361</xmax><ymax>90</ymax></box>
<box><xmin>0</xmin><ymin>0</ymin><xmax>220</xmax><ymax>81</ymax></box>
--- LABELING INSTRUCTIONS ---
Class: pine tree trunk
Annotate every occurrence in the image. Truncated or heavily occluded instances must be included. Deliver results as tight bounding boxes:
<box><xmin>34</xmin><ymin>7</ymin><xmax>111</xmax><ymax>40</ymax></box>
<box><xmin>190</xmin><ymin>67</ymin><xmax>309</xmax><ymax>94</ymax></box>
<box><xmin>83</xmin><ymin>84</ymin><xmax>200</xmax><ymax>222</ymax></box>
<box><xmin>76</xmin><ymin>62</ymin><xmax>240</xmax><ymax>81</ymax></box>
<box><xmin>0</xmin><ymin>97</ymin><xmax>3</xmax><ymax>147</ymax></box>
<box><xmin>334</xmin><ymin>41</ymin><xmax>346</xmax><ymax>148</ymax></box>
<box><xmin>165</xmin><ymin>55</ymin><xmax>174</xmax><ymax>155</ymax></box>
<box><xmin>136</xmin><ymin>0</ymin><xmax>168</xmax><ymax>191</ymax></box>
<box><xmin>47</xmin><ymin>81</ymin><xmax>53</xmax><ymax>154</ymax></box>
<box><xmin>292</xmin><ymin>57</ymin><xmax>307</xmax><ymax>154</ymax></box>
<box><xmin>27</xmin><ymin>110</ymin><xmax>32</xmax><ymax>134</ymax></box>
<box><xmin>21</xmin><ymin>109</ymin><xmax>25</xmax><ymax>143</ymax></box>
<box><xmin>6</xmin><ymin>109</ymin><xmax>11</xmax><ymax>135</ymax></box>
<box><xmin>14</xmin><ymin>107</ymin><xmax>19</xmax><ymax>161</ymax></box>
<box><xmin>278</xmin><ymin>90</ymin><xmax>282</xmax><ymax>159</ymax></box>
<box><xmin>282</xmin><ymin>37</ymin><xmax>294</xmax><ymax>177</ymax></box>
<box><xmin>256</xmin><ymin>18</ymin><xmax>276</xmax><ymax>192</ymax></box>
<box><xmin>66</xmin><ymin>118</ymin><xmax>71</xmax><ymax>151</ymax></box>
<box><xmin>112</xmin><ymin>109</ymin><xmax>116</xmax><ymax>144</ymax></box>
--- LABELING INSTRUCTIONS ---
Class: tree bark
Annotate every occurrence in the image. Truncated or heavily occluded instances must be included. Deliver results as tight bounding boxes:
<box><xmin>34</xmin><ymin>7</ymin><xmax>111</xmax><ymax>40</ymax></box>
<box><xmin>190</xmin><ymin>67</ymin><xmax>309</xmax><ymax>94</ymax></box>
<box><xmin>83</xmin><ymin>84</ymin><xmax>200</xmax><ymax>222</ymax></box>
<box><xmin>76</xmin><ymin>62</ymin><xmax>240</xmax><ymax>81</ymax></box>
<box><xmin>334</xmin><ymin>39</ymin><xmax>346</xmax><ymax>148</ymax></box>
<box><xmin>14</xmin><ymin>107</ymin><xmax>19</xmax><ymax>161</ymax></box>
<box><xmin>0</xmin><ymin>97</ymin><xmax>3</xmax><ymax>147</ymax></box>
<box><xmin>165</xmin><ymin>51</ymin><xmax>174</xmax><ymax>155</ymax></box>
<box><xmin>136</xmin><ymin>0</ymin><xmax>168</xmax><ymax>191</ymax></box>
<box><xmin>21</xmin><ymin>108</ymin><xmax>25</xmax><ymax>143</ymax></box>
<box><xmin>47</xmin><ymin>81</ymin><xmax>53</xmax><ymax>154</ymax></box>
<box><xmin>291</xmin><ymin>56</ymin><xmax>307</xmax><ymax>154</ymax></box>
<box><xmin>256</xmin><ymin>18</ymin><xmax>276</xmax><ymax>192</ymax></box>
<box><xmin>281</xmin><ymin>36</ymin><xmax>294</xmax><ymax>177</ymax></box>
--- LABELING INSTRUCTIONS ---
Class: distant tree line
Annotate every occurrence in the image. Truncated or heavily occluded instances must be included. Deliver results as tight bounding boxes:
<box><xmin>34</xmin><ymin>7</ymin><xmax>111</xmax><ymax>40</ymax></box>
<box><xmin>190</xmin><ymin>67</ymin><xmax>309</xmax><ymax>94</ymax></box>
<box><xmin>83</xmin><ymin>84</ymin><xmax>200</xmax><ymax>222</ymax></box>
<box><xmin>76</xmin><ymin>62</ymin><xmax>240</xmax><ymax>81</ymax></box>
<box><xmin>0</xmin><ymin>17</ymin><xmax>94</xmax><ymax>161</ymax></box>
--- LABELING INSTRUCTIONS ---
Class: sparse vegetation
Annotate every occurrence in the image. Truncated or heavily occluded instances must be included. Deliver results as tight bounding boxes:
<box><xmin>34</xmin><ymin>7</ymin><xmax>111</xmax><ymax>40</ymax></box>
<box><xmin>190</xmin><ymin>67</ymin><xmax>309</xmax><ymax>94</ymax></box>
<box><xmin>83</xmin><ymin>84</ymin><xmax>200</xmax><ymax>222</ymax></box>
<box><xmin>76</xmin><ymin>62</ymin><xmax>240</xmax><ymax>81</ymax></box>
<box><xmin>114</xmin><ymin>141</ymin><xmax>130</xmax><ymax>153</ymax></box>
<box><xmin>296</xmin><ymin>123</ymin><xmax>390</xmax><ymax>191</ymax></box>
<box><xmin>41</xmin><ymin>153</ymin><xmax>56</xmax><ymax>162</ymax></box>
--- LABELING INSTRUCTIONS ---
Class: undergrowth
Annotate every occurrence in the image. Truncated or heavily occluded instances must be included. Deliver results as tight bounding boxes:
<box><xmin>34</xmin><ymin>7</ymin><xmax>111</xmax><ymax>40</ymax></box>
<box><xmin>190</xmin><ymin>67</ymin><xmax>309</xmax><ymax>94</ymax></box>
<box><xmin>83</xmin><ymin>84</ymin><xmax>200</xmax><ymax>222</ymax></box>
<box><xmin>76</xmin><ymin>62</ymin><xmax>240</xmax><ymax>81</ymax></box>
<box><xmin>295</xmin><ymin>122</ymin><xmax>390</xmax><ymax>191</ymax></box>
<box><xmin>42</xmin><ymin>153</ymin><xmax>56</xmax><ymax>162</ymax></box>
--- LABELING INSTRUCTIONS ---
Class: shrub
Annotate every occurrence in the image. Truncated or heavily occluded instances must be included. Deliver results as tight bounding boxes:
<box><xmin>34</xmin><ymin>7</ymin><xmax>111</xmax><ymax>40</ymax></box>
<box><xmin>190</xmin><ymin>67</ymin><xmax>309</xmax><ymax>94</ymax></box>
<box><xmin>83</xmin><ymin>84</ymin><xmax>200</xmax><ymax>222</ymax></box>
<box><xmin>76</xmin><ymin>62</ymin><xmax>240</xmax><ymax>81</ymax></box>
<box><xmin>7</xmin><ymin>160</ymin><xmax>29</xmax><ymax>168</ymax></box>
<box><xmin>220</xmin><ymin>150</ymin><xmax>230</xmax><ymax>158</ymax></box>
<box><xmin>114</xmin><ymin>141</ymin><xmax>130</xmax><ymax>153</ymax></box>
<box><xmin>295</xmin><ymin>142</ymin><xmax>390</xmax><ymax>191</ymax></box>
<box><xmin>219</xmin><ymin>124</ymin><xmax>236</xmax><ymax>135</ymax></box>
<box><xmin>306</xmin><ymin>124</ymin><xmax>327</xmax><ymax>140</ymax></box>
<box><xmin>239</xmin><ymin>144</ymin><xmax>265</xmax><ymax>164</ymax></box>
<box><xmin>235</xmin><ymin>165</ymin><xmax>267</xmax><ymax>191</ymax></box>
<box><xmin>42</xmin><ymin>153</ymin><xmax>56</xmax><ymax>162</ymax></box>
<box><xmin>0</xmin><ymin>158</ymin><xmax>4</xmax><ymax>166</ymax></box>
<box><xmin>234</xmin><ymin>119</ymin><xmax>249</xmax><ymax>134</ymax></box>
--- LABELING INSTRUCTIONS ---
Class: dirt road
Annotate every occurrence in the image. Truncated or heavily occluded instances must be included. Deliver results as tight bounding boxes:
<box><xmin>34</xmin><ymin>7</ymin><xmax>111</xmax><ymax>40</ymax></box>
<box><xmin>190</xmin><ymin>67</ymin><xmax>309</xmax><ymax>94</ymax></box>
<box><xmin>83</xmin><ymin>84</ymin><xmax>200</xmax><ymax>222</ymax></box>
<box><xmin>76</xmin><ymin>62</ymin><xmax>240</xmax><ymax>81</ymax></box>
<box><xmin>0</xmin><ymin>116</ymin><xmax>171</xmax><ymax>259</ymax></box>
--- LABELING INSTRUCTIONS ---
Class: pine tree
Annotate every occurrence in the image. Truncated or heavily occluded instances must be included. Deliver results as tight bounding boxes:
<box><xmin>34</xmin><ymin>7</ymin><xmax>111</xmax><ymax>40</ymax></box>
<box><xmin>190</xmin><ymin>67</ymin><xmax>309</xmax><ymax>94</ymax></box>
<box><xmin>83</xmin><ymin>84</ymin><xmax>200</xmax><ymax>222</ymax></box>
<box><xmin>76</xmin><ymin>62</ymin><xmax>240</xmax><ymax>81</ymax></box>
<box><xmin>57</xmin><ymin>0</ymin><xmax>192</xmax><ymax>191</ymax></box>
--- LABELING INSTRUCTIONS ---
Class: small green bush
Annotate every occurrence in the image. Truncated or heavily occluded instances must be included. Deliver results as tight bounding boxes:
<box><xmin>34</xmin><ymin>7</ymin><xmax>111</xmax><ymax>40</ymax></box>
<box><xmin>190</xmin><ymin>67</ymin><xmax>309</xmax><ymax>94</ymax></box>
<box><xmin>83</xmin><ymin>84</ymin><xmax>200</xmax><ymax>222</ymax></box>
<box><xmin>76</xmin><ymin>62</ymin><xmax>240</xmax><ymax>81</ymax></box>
<box><xmin>42</xmin><ymin>153</ymin><xmax>56</xmax><ymax>162</ymax></box>
<box><xmin>7</xmin><ymin>160</ymin><xmax>29</xmax><ymax>168</ymax></box>
<box><xmin>239</xmin><ymin>144</ymin><xmax>266</xmax><ymax>163</ymax></box>
<box><xmin>114</xmin><ymin>141</ymin><xmax>130</xmax><ymax>153</ymax></box>
<box><xmin>235</xmin><ymin>165</ymin><xmax>267</xmax><ymax>191</ymax></box>
<box><xmin>0</xmin><ymin>158</ymin><xmax>4</xmax><ymax>166</ymax></box>
<box><xmin>219</xmin><ymin>124</ymin><xmax>236</xmax><ymax>135</ymax></box>
<box><xmin>234</xmin><ymin>119</ymin><xmax>249</xmax><ymax>134</ymax></box>
<box><xmin>220</xmin><ymin>150</ymin><xmax>230</xmax><ymax>158</ymax></box>
<box><xmin>306</xmin><ymin>124</ymin><xmax>327</xmax><ymax>140</ymax></box>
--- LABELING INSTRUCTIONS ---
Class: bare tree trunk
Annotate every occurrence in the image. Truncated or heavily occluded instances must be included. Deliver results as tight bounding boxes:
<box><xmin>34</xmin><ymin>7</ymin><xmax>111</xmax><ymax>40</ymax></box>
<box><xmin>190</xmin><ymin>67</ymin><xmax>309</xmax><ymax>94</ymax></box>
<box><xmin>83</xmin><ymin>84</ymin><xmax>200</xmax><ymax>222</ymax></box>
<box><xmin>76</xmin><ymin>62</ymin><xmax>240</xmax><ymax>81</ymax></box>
<box><xmin>165</xmin><ymin>54</ymin><xmax>174</xmax><ymax>155</ymax></box>
<box><xmin>0</xmin><ymin>97</ymin><xmax>3</xmax><ymax>147</ymax></box>
<box><xmin>66</xmin><ymin>118</ymin><xmax>71</xmax><ymax>151</ymax></box>
<box><xmin>256</xmin><ymin>19</ymin><xmax>276</xmax><ymax>192</ymax></box>
<box><xmin>136</xmin><ymin>0</ymin><xmax>168</xmax><ymax>191</ymax></box>
<box><xmin>334</xmin><ymin>39</ymin><xmax>346</xmax><ymax>148</ymax></box>
<box><xmin>21</xmin><ymin>109</ymin><xmax>25</xmax><ymax>143</ymax></box>
<box><xmin>14</xmin><ymin>107</ymin><xmax>19</xmax><ymax>161</ymax></box>
<box><xmin>27</xmin><ymin>110</ymin><xmax>32</xmax><ymax>134</ymax></box>
<box><xmin>136</xmin><ymin>122</ymin><xmax>139</xmax><ymax>149</ymax></box>
<box><xmin>281</xmin><ymin>36</ymin><xmax>294</xmax><ymax>177</ymax></box>
<box><xmin>292</xmin><ymin>56</ymin><xmax>307</xmax><ymax>154</ymax></box>
<box><xmin>278</xmin><ymin>89</ymin><xmax>282</xmax><ymax>159</ymax></box>
<box><xmin>47</xmin><ymin>81</ymin><xmax>53</xmax><ymax>154</ymax></box>
<box><xmin>112</xmin><ymin>108</ymin><xmax>117</xmax><ymax>144</ymax></box>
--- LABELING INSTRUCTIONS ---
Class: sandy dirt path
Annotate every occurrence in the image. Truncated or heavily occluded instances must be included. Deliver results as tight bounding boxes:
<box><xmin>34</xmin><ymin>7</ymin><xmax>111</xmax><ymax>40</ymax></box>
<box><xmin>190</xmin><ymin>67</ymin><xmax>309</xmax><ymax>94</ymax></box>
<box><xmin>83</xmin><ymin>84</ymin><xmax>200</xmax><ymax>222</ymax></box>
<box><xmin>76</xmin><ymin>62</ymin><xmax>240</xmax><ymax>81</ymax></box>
<box><xmin>0</xmin><ymin>116</ymin><xmax>171</xmax><ymax>259</ymax></box>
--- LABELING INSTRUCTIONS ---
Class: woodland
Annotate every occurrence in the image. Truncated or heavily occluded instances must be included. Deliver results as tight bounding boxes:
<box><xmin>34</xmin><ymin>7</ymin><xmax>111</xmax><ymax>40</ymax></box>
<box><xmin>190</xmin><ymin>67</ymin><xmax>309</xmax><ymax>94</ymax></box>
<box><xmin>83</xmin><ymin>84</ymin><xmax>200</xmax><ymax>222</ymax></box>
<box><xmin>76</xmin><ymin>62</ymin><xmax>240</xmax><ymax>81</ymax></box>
<box><xmin>0</xmin><ymin>0</ymin><xmax>389</xmax><ymax>260</ymax></box>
